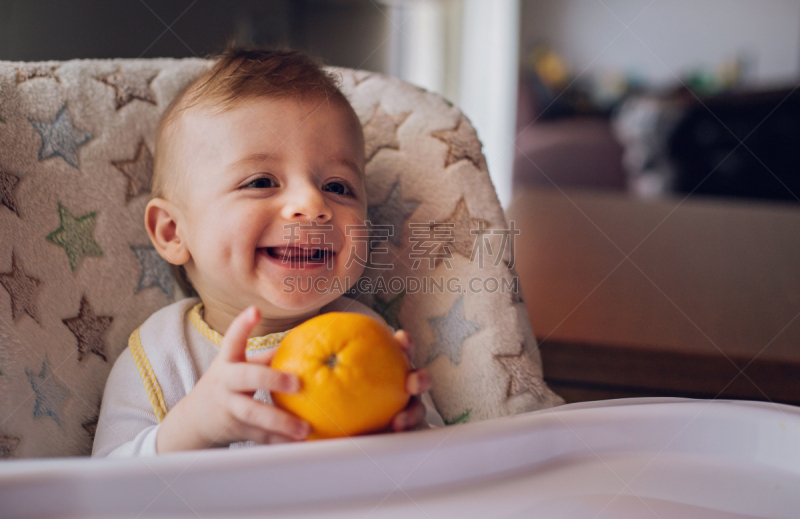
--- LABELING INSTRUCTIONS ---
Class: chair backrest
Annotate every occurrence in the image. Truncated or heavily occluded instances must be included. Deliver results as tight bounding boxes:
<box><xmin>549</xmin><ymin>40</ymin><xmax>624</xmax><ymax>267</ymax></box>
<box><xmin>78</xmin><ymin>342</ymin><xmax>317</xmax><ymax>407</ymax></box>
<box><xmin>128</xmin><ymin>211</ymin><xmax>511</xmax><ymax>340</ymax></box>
<box><xmin>0</xmin><ymin>58</ymin><xmax>562</xmax><ymax>459</ymax></box>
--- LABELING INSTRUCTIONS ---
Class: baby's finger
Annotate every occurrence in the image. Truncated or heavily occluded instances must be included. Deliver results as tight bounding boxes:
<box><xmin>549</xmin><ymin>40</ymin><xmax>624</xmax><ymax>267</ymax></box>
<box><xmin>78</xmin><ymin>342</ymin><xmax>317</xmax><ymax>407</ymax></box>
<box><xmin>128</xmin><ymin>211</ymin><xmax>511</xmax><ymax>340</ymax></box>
<box><xmin>391</xmin><ymin>397</ymin><xmax>426</xmax><ymax>431</ymax></box>
<box><xmin>236</xmin><ymin>423</ymin><xmax>296</xmax><ymax>445</ymax></box>
<box><xmin>393</xmin><ymin>329</ymin><xmax>414</xmax><ymax>359</ymax></box>
<box><xmin>224</xmin><ymin>363</ymin><xmax>299</xmax><ymax>394</ymax></box>
<box><xmin>405</xmin><ymin>368</ymin><xmax>431</xmax><ymax>395</ymax></box>
<box><xmin>227</xmin><ymin>393</ymin><xmax>310</xmax><ymax>440</ymax></box>
<box><xmin>246</xmin><ymin>347</ymin><xmax>279</xmax><ymax>366</ymax></box>
<box><xmin>220</xmin><ymin>306</ymin><xmax>260</xmax><ymax>363</ymax></box>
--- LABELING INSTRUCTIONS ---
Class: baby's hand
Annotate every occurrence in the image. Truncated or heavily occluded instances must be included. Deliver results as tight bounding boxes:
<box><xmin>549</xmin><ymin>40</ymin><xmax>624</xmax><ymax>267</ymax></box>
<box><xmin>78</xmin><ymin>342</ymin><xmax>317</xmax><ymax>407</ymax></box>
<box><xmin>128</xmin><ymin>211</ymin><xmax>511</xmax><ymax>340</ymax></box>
<box><xmin>388</xmin><ymin>330</ymin><xmax>432</xmax><ymax>432</ymax></box>
<box><xmin>156</xmin><ymin>306</ymin><xmax>310</xmax><ymax>453</ymax></box>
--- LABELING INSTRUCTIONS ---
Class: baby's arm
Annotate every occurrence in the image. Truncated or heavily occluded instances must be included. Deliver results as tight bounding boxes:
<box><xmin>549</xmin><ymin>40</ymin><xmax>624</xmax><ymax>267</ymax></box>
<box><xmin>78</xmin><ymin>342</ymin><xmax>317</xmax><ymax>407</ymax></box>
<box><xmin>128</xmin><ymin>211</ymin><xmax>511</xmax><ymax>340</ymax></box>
<box><xmin>155</xmin><ymin>306</ymin><xmax>310</xmax><ymax>453</ymax></box>
<box><xmin>92</xmin><ymin>348</ymin><xmax>162</xmax><ymax>457</ymax></box>
<box><xmin>93</xmin><ymin>307</ymin><xmax>310</xmax><ymax>456</ymax></box>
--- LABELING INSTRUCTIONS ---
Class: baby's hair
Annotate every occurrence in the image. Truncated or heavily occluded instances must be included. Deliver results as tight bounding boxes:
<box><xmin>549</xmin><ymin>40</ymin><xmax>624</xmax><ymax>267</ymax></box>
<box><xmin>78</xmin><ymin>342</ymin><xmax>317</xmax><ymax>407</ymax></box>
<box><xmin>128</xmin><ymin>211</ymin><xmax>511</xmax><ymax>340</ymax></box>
<box><xmin>151</xmin><ymin>44</ymin><xmax>355</xmax><ymax>297</ymax></box>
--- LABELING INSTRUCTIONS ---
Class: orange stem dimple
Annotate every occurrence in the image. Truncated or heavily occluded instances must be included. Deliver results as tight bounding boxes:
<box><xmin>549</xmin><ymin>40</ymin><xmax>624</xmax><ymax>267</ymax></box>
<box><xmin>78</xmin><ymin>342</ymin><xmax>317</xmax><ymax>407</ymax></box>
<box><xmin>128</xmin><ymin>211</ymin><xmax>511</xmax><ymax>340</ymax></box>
<box><xmin>325</xmin><ymin>353</ymin><xmax>338</xmax><ymax>369</ymax></box>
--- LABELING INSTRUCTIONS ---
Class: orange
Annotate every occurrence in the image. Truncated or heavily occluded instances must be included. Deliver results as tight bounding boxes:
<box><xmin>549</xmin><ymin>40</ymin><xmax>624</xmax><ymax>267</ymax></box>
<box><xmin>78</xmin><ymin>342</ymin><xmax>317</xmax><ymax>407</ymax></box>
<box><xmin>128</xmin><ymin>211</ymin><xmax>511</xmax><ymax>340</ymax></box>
<box><xmin>270</xmin><ymin>312</ymin><xmax>410</xmax><ymax>440</ymax></box>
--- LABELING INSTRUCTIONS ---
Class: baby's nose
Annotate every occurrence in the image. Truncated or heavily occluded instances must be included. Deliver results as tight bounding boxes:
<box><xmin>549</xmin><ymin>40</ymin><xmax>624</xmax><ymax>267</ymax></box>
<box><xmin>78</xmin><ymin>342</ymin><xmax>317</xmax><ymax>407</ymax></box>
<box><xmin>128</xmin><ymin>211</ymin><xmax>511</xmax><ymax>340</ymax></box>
<box><xmin>282</xmin><ymin>187</ymin><xmax>332</xmax><ymax>223</ymax></box>
<box><xmin>292</xmin><ymin>209</ymin><xmax>328</xmax><ymax>220</ymax></box>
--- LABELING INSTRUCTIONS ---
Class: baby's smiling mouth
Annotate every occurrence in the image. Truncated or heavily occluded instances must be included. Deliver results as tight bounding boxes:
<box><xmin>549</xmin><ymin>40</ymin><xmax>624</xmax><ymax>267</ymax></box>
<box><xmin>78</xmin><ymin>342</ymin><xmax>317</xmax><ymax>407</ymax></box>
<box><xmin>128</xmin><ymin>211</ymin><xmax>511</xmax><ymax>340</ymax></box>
<box><xmin>262</xmin><ymin>246</ymin><xmax>334</xmax><ymax>263</ymax></box>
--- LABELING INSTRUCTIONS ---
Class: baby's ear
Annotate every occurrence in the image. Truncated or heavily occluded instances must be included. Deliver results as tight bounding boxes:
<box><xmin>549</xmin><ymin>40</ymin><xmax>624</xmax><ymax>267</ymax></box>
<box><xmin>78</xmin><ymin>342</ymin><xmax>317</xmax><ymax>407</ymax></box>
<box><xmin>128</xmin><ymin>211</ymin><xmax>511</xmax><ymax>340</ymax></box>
<box><xmin>144</xmin><ymin>198</ymin><xmax>190</xmax><ymax>266</ymax></box>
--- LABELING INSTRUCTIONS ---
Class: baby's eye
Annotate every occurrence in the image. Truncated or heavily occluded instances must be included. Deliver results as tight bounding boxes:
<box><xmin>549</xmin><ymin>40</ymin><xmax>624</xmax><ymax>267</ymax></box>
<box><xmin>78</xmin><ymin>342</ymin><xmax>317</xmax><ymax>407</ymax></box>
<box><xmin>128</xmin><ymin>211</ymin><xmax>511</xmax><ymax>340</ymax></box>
<box><xmin>246</xmin><ymin>177</ymin><xmax>277</xmax><ymax>189</ymax></box>
<box><xmin>322</xmin><ymin>181</ymin><xmax>353</xmax><ymax>196</ymax></box>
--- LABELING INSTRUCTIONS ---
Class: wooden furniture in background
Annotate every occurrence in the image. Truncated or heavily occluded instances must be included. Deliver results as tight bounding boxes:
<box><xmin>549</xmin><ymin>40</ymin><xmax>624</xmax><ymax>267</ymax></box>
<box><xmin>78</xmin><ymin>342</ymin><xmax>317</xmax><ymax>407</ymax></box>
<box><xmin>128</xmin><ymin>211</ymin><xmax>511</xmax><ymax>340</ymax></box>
<box><xmin>507</xmin><ymin>188</ymin><xmax>800</xmax><ymax>405</ymax></box>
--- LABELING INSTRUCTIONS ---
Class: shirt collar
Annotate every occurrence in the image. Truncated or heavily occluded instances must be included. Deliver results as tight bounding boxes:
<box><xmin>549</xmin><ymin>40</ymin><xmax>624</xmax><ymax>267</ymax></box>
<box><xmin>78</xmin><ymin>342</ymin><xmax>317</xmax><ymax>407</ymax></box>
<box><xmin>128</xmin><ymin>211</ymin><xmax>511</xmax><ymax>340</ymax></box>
<box><xmin>188</xmin><ymin>302</ymin><xmax>288</xmax><ymax>351</ymax></box>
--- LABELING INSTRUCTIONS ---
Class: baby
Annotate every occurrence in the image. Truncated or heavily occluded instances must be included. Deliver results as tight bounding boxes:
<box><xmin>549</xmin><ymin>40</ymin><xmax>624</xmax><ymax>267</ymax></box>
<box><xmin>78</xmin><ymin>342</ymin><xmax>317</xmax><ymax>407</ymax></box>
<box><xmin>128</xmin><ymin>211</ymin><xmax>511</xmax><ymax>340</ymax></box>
<box><xmin>92</xmin><ymin>47</ymin><xmax>438</xmax><ymax>456</ymax></box>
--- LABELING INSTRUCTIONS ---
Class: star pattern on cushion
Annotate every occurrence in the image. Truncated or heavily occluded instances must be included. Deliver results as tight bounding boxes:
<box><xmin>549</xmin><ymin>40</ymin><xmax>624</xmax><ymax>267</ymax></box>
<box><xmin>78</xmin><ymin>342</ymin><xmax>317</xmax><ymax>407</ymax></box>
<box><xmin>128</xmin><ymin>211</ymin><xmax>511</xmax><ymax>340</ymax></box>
<box><xmin>62</xmin><ymin>295</ymin><xmax>113</xmax><ymax>363</ymax></box>
<box><xmin>352</xmin><ymin>70</ymin><xmax>374</xmax><ymax>85</ymax></box>
<box><xmin>25</xmin><ymin>359</ymin><xmax>69</xmax><ymax>425</ymax></box>
<box><xmin>443</xmin><ymin>409</ymin><xmax>471</xmax><ymax>425</ymax></box>
<box><xmin>495</xmin><ymin>350</ymin><xmax>549</xmax><ymax>399</ymax></box>
<box><xmin>0</xmin><ymin>170</ymin><xmax>21</xmax><ymax>217</ymax></box>
<box><xmin>426</xmin><ymin>296</ymin><xmax>482</xmax><ymax>366</ymax></box>
<box><xmin>431</xmin><ymin>115</ymin><xmax>487</xmax><ymax>170</ymax></box>
<box><xmin>433</xmin><ymin>197</ymin><xmax>485</xmax><ymax>264</ymax></box>
<box><xmin>372</xmin><ymin>290</ymin><xmax>405</xmax><ymax>331</ymax></box>
<box><xmin>46</xmin><ymin>202</ymin><xmax>103</xmax><ymax>271</ymax></box>
<box><xmin>363</xmin><ymin>105</ymin><xmax>410</xmax><ymax>163</ymax></box>
<box><xmin>0</xmin><ymin>251</ymin><xmax>42</xmax><ymax>324</ymax></box>
<box><xmin>0</xmin><ymin>435</ymin><xmax>20</xmax><ymax>458</ymax></box>
<box><xmin>508</xmin><ymin>267</ymin><xmax>525</xmax><ymax>304</ymax></box>
<box><xmin>30</xmin><ymin>106</ymin><xmax>92</xmax><ymax>169</ymax></box>
<box><xmin>132</xmin><ymin>246</ymin><xmax>173</xmax><ymax>296</ymax></box>
<box><xmin>112</xmin><ymin>140</ymin><xmax>154</xmax><ymax>202</ymax></box>
<box><xmin>367</xmin><ymin>181</ymin><xmax>419</xmax><ymax>247</ymax></box>
<box><xmin>96</xmin><ymin>69</ymin><xmax>159</xmax><ymax>110</ymax></box>
<box><xmin>82</xmin><ymin>413</ymin><xmax>98</xmax><ymax>439</ymax></box>
<box><xmin>16</xmin><ymin>64</ymin><xmax>60</xmax><ymax>84</ymax></box>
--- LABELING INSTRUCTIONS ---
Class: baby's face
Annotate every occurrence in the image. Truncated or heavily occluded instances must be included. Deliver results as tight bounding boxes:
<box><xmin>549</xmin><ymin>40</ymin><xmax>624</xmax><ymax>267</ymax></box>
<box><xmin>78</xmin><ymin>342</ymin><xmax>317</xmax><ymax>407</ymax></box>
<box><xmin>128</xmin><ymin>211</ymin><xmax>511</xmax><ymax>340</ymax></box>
<box><xmin>174</xmin><ymin>95</ymin><xmax>368</xmax><ymax>318</ymax></box>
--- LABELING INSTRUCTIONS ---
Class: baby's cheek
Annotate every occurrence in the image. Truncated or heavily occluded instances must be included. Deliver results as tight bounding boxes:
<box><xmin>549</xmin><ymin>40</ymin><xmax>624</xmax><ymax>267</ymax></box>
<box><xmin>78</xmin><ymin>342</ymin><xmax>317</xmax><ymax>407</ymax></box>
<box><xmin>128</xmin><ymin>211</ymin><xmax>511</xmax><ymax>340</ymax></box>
<box><xmin>345</xmin><ymin>239</ymin><xmax>368</xmax><ymax>274</ymax></box>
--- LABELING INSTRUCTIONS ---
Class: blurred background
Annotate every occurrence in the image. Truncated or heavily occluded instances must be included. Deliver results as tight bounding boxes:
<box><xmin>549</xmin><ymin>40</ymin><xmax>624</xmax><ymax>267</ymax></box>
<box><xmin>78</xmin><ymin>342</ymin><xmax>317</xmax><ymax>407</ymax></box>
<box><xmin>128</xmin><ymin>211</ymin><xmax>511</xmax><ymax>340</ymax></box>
<box><xmin>3</xmin><ymin>0</ymin><xmax>799</xmax><ymax>205</ymax></box>
<box><xmin>2</xmin><ymin>0</ymin><xmax>799</xmax><ymax>404</ymax></box>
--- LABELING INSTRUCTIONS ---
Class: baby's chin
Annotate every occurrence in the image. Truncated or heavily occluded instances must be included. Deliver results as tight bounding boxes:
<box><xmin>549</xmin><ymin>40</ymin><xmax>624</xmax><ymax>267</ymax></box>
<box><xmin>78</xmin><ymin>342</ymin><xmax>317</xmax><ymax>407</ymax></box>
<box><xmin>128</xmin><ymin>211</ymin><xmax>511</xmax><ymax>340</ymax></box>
<box><xmin>260</xmin><ymin>280</ymin><xmax>347</xmax><ymax>316</ymax></box>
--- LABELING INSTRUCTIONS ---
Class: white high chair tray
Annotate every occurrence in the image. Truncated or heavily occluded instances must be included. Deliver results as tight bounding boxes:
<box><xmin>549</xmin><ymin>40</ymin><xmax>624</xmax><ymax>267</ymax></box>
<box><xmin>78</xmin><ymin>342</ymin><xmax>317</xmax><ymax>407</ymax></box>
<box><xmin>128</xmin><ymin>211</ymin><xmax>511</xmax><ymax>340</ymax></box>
<box><xmin>2</xmin><ymin>397</ymin><xmax>798</xmax><ymax>518</ymax></box>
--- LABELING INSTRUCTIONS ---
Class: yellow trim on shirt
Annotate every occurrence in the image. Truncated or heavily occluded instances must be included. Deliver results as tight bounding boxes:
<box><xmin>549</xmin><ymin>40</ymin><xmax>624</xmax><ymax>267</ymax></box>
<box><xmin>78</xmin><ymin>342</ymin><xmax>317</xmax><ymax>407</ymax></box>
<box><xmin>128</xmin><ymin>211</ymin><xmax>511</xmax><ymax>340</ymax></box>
<box><xmin>128</xmin><ymin>326</ymin><xmax>168</xmax><ymax>423</ymax></box>
<box><xmin>188</xmin><ymin>302</ymin><xmax>288</xmax><ymax>351</ymax></box>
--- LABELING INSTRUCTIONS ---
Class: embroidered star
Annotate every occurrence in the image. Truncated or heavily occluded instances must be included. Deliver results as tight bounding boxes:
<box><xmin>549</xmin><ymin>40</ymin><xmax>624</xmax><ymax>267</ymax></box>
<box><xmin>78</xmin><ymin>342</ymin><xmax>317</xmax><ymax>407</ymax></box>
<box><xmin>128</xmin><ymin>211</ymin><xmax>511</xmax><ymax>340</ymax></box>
<box><xmin>352</xmin><ymin>70</ymin><xmax>374</xmax><ymax>85</ymax></box>
<box><xmin>96</xmin><ymin>69</ymin><xmax>158</xmax><ymax>110</ymax></box>
<box><xmin>0</xmin><ymin>251</ymin><xmax>42</xmax><ymax>324</ymax></box>
<box><xmin>367</xmin><ymin>181</ymin><xmax>420</xmax><ymax>247</ymax></box>
<box><xmin>433</xmin><ymin>197</ymin><xmax>485</xmax><ymax>265</ymax></box>
<box><xmin>443</xmin><ymin>409</ymin><xmax>471</xmax><ymax>426</ymax></box>
<box><xmin>46</xmin><ymin>202</ymin><xmax>103</xmax><ymax>271</ymax></box>
<box><xmin>0</xmin><ymin>170</ymin><xmax>21</xmax><ymax>217</ymax></box>
<box><xmin>112</xmin><ymin>140</ymin><xmax>154</xmax><ymax>202</ymax></box>
<box><xmin>363</xmin><ymin>105</ymin><xmax>410</xmax><ymax>163</ymax></box>
<box><xmin>30</xmin><ymin>106</ymin><xmax>92</xmax><ymax>169</ymax></box>
<box><xmin>16</xmin><ymin>64</ymin><xmax>60</xmax><ymax>84</ymax></box>
<box><xmin>132</xmin><ymin>246</ymin><xmax>173</xmax><ymax>296</ymax></box>
<box><xmin>426</xmin><ymin>296</ymin><xmax>482</xmax><ymax>366</ymax></box>
<box><xmin>509</xmin><ymin>268</ymin><xmax>525</xmax><ymax>305</ymax></box>
<box><xmin>431</xmin><ymin>115</ymin><xmax>487</xmax><ymax>170</ymax></box>
<box><xmin>495</xmin><ymin>349</ymin><xmax>549</xmax><ymax>399</ymax></box>
<box><xmin>25</xmin><ymin>360</ymin><xmax>69</xmax><ymax>425</ymax></box>
<box><xmin>62</xmin><ymin>295</ymin><xmax>113</xmax><ymax>362</ymax></box>
<box><xmin>0</xmin><ymin>435</ymin><xmax>20</xmax><ymax>458</ymax></box>
<box><xmin>372</xmin><ymin>290</ymin><xmax>405</xmax><ymax>330</ymax></box>
<box><xmin>82</xmin><ymin>413</ymin><xmax>99</xmax><ymax>439</ymax></box>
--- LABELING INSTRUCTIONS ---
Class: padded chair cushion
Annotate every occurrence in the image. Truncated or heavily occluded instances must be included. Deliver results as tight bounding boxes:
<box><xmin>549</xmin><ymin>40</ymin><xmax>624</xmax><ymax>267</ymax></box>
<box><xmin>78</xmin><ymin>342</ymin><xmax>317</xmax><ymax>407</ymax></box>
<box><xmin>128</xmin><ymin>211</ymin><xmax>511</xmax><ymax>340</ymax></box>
<box><xmin>0</xmin><ymin>58</ymin><xmax>562</xmax><ymax>458</ymax></box>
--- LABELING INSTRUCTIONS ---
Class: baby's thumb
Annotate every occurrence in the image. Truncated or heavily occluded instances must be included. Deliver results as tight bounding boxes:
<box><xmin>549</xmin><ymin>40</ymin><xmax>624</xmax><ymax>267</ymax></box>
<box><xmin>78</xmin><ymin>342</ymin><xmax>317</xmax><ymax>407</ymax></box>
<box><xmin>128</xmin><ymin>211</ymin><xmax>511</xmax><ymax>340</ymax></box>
<box><xmin>220</xmin><ymin>306</ymin><xmax>260</xmax><ymax>362</ymax></box>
